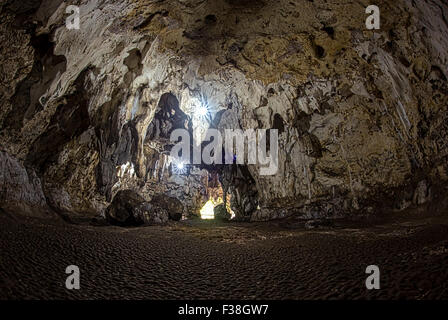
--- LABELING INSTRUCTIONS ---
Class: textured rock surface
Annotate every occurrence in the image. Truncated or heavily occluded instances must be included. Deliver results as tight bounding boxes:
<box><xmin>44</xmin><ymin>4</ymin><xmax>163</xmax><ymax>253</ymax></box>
<box><xmin>150</xmin><ymin>194</ymin><xmax>183</xmax><ymax>221</ymax></box>
<box><xmin>214</xmin><ymin>203</ymin><xmax>230</xmax><ymax>221</ymax></box>
<box><xmin>0</xmin><ymin>151</ymin><xmax>50</xmax><ymax>216</ymax></box>
<box><xmin>134</xmin><ymin>202</ymin><xmax>169</xmax><ymax>225</ymax></box>
<box><xmin>105</xmin><ymin>190</ymin><xmax>147</xmax><ymax>226</ymax></box>
<box><xmin>1</xmin><ymin>0</ymin><xmax>447</xmax><ymax>221</ymax></box>
<box><xmin>106</xmin><ymin>189</ymin><xmax>170</xmax><ymax>226</ymax></box>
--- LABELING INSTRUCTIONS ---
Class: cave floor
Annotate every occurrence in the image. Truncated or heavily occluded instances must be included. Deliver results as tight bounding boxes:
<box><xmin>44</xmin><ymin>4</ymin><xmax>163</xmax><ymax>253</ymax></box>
<box><xmin>1</xmin><ymin>208</ymin><xmax>448</xmax><ymax>300</ymax></box>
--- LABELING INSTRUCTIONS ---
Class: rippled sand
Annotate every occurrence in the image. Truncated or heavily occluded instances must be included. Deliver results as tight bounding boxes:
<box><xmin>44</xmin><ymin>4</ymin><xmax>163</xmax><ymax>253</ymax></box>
<box><xmin>1</xmin><ymin>209</ymin><xmax>448</xmax><ymax>300</ymax></box>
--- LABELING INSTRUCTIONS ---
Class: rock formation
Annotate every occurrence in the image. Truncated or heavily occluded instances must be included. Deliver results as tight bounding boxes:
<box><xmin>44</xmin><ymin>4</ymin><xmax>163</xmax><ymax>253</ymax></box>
<box><xmin>1</xmin><ymin>0</ymin><xmax>447</xmax><ymax>222</ymax></box>
<box><xmin>105</xmin><ymin>189</ymin><xmax>170</xmax><ymax>226</ymax></box>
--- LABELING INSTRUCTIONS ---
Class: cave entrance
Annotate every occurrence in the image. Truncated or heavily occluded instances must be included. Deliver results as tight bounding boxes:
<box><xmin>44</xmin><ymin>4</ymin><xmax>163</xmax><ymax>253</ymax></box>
<box><xmin>200</xmin><ymin>200</ymin><xmax>215</xmax><ymax>220</ymax></box>
<box><xmin>142</xmin><ymin>92</ymin><xmax>237</xmax><ymax>221</ymax></box>
<box><xmin>200</xmin><ymin>172</ymin><xmax>233</xmax><ymax>220</ymax></box>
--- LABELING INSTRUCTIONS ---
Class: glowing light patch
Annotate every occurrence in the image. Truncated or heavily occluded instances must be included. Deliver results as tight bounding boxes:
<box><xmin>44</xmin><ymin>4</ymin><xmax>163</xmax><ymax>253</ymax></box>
<box><xmin>200</xmin><ymin>200</ymin><xmax>215</xmax><ymax>220</ymax></box>
<box><xmin>172</xmin><ymin>160</ymin><xmax>187</xmax><ymax>175</ymax></box>
<box><xmin>117</xmin><ymin>161</ymin><xmax>135</xmax><ymax>178</ymax></box>
<box><xmin>189</xmin><ymin>94</ymin><xmax>212</xmax><ymax>145</ymax></box>
<box><xmin>197</xmin><ymin>105</ymin><xmax>208</xmax><ymax>117</ymax></box>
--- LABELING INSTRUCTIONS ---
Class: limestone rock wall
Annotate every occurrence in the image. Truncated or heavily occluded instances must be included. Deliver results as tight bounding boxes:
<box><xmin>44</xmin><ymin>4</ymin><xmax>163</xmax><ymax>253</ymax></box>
<box><xmin>0</xmin><ymin>151</ymin><xmax>51</xmax><ymax>216</ymax></box>
<box><xmin>0</xmin><ymin>0</ymin><xmax>447</xmax><ymax>220</ymax></box>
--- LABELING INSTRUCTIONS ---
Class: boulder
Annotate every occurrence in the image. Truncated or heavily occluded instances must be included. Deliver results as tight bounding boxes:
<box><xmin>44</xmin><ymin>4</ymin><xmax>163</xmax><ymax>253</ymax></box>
<box><xmin>134</xmin><ymin>202</ymin><xmax>169</xmax><ymax>225</ymax></box>
<box><xmin>151</xmin><ymin>194</ymin><xmax>183</xmax><ymax>221</ymax></box>
<box><xmin>106</xmin><ymin>190</ymin><xmax>169</xmax><ymax>226</ymax></box>
<box><xmin>105</xmin><ymin>190</ymin><xmax>145</xmax><ymax>226</ymax></box>
<box><xmin>214</xmin><ymin>204</ymin><xmax>231</xmax><ymax>221</ymax></box>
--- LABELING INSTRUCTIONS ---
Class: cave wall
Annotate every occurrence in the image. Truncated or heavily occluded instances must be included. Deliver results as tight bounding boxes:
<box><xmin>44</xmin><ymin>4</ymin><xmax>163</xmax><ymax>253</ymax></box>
<box><xmin>0</xmin><ymin>0</ymin><xmax>447</xmax><ymax>219</ymax></box>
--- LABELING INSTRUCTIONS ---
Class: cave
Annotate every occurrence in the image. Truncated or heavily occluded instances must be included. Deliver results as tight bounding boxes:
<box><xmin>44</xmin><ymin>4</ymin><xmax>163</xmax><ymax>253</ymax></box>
<box><xmin>1</xmin><ymin>0</ymin><xmax>448</xmax><ymax>304</ymax></box>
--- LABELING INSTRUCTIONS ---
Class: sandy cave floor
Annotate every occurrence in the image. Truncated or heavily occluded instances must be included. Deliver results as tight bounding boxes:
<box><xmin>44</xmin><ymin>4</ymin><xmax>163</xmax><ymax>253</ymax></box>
<box><xmin>1</xmin><ymin>208</ymin><xmax>448</xmax><ymax>300</ymax></box>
